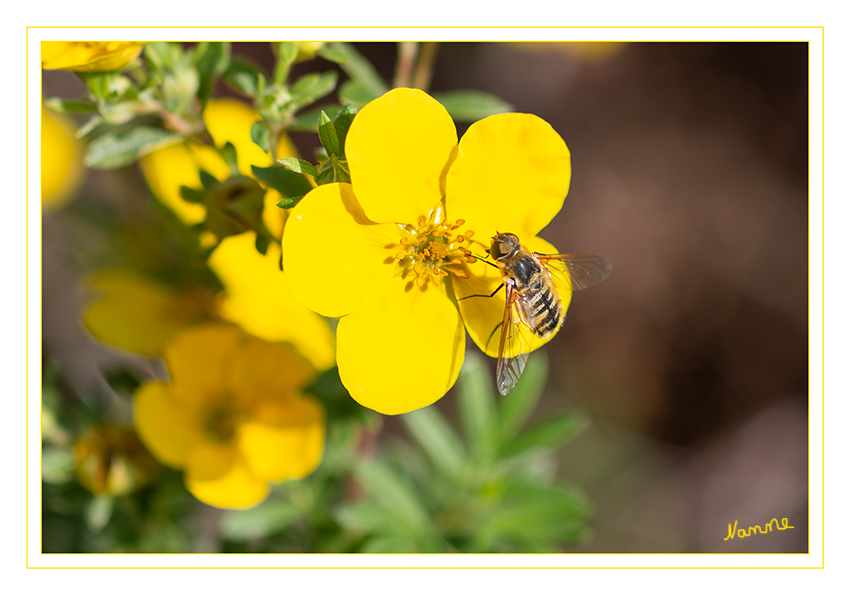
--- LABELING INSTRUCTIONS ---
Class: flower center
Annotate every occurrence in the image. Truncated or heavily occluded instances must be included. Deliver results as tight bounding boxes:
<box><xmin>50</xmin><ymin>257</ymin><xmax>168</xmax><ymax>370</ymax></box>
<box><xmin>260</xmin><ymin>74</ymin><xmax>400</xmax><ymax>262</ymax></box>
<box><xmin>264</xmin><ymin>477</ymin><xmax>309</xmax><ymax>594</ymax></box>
<box><xmin>393</xmin><ymin>202</ymin><xmax>478</xmax><ymax>289</ymax></box>
<box><xmin>203</xmin><ymin>400</ymin><xmax>243</xmax><ymax>442</ymax></box>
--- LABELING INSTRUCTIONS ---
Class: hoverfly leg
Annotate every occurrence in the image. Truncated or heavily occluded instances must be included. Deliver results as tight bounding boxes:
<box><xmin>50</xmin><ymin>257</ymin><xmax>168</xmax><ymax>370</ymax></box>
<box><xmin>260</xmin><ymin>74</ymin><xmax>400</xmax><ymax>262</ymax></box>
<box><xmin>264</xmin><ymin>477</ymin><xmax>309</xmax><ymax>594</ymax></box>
<box><xmin>458</xmin><ymin>282</ymin><xmax>505</xmax><ymax>302</ymax></box>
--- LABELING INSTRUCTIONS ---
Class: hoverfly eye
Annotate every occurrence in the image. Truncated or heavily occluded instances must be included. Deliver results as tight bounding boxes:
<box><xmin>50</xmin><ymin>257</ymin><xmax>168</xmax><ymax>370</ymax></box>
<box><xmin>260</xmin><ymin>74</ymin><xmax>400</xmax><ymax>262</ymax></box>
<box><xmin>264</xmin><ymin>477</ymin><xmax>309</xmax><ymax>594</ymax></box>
<box><xmin>490</xmin><ymin>242</ymin><xmax>511</xmax><ymax>260</ymax></box>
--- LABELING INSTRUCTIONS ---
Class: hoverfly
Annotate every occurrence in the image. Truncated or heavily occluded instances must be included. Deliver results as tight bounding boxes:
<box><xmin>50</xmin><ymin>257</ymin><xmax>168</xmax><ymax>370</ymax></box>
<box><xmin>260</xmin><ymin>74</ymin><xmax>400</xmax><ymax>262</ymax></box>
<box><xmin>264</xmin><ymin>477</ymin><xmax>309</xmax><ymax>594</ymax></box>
<box><xmin>463</xmin><ymin>232</ymin><xmax>611</xmax><ymax>396</ymax></box>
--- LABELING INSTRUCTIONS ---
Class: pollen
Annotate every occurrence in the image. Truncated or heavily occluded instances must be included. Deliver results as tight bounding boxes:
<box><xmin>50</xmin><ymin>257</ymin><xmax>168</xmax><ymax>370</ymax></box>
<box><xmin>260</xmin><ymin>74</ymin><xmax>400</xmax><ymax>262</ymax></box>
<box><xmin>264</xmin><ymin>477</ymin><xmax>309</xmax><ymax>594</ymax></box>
<box><xmin>392</xmin><ymin>203</ymin><xmax>476</xmax><ymax>290</ymax></box>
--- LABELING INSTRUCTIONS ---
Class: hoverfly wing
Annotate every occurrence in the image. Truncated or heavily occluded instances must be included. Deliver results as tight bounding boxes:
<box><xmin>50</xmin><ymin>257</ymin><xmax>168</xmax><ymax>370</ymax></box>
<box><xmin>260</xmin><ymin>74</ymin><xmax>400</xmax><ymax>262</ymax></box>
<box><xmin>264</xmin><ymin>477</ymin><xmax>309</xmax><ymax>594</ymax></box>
<box><xmin>538</xmin><ymin>254</ymin><xmax>612</xmax><ymax>291</ymax></box>
<box><xmin>496</xmin><ymin>282</ymin><xmax>532</xmax><ymax>396</ymax></box>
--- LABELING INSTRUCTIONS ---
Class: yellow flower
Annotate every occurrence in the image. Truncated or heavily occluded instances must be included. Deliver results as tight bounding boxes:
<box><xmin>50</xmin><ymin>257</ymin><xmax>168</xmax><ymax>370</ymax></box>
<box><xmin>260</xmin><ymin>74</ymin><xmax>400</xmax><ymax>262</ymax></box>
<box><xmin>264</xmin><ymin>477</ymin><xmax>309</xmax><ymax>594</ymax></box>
<box><xmin>73</xmin><ymin>424</ymin><xmax>159</xmax><ymax>497</ymax></box>
<box><xmin>207</xmin><ymin>231</ymin><xmax>335</xmax><ymax>371</ymax></box>
<box><xmin>134</xmin><ymin>324</ymin><xmax>325</xmax><ymax>509</ymax></box>
<box><xmin>82</xmin><ymin>269</ymin><xmax>219</xmax><ymax>357</ymax></box>
<box><xmin>41</xmin><ymin>106</ymin><xmax>85</xmax><ymax>211</ymax></box>
<box><xmin>283</xmin><ymin>88</ymin><xmax>572</xmax><ymax>415</ymax></box>
<box><xmin>41</xmin><ymin>42</ymin><xmax>143</xmax><ymax>72</ymax></box>
<box><xmin>140</xmin><ymin>97</ymin><xmax>299</xmax><ymax>237</ymax></box>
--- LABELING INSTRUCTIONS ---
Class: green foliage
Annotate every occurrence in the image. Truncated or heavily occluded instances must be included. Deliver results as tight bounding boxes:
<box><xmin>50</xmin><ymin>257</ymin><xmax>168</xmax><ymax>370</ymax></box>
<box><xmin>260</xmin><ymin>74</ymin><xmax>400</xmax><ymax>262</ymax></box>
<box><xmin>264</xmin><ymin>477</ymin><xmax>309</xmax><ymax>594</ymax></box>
<box><xmin>335</xmin><ymin>351</ymin><xmax>590</xmax><ymax>553</ymax></box>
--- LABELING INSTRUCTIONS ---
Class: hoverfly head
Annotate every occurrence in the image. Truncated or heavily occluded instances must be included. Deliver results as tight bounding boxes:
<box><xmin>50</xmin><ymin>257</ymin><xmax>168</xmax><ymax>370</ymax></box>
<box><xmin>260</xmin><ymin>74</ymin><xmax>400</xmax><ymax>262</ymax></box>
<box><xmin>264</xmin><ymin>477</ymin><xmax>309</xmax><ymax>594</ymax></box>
<box><xmin>490</xmin><ymin>232</ymin><xmax>520</xmax><ymax>261</ymax></box>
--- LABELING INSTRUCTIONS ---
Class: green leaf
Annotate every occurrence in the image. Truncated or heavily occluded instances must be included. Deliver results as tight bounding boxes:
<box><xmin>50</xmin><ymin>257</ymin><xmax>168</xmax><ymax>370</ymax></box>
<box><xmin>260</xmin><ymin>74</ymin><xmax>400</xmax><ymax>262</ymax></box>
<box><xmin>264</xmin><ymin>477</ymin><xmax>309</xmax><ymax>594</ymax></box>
<box><xmin>273</xmin><ymin>42</ymin><xmax>299</xmax><ymax>85</ymax></box>
<box><xmin>331</xmin><ymin>156</ymin><xmax>350</xmax><ymax>183</ymax></box>
<box><xmin>477</xmin><ymin>481</ymin><xmax>588</xmax><ymax>549</ymax></box>
<box><xmin>431</xmin><ymin>90</ymin><xmax>513</xmax><ymax>122</ymax></box>
<box><xmin>333</xmin><ymin>104</ymin><xmax>358</xmax><ymax>150</ymax></box>
<box><xmin>339</xmin><ymin>79</ymin><xmax>381</xmax><ymax>108</ymax></box>
<box><xmin>401</xmin><ymin>406</ymin><xmax>466</xmax><ymax>481</ymax></box>
<box><xmin>84</xmin><ymin>127</ymin><xmax>181</xmax><ymax>169</ymax></box>
<box><xmin>457</xmin><ymin>352</ymin><xmax>498</xmax><ymax>464</ymax></box>
<box><xmin>276</xmin><ymin>195</ymin><xmax>304</xmax><ymax>209</ymax></box>
<box><xmin>84</xmin><ymin>495</ymin><xmax>115</xmax><ymax>534</ymax></box>
<box><xmin>249</xmin><ymin>120</ymin><xmax>270</xmax><ymax>153</ymax></box>
<box><xmin>498</xmin><ymin>351</ymin><xmax>548</xmax><ymax>441</ymax></box>
<box><xmin>316</xmin><ymin>45</ymin><xmax>350</xmax><ymax>65</ymax></box>
<box><xmin>219</xmin><ymin>141</ymin><xmax>239</xmax><ymax>172</ymax></box>
<box><xmin>317</xmin><ymin>111</ymin><xmax>341</xmax><ymax>158</ymax></box>
<box><xmin>179</xmin><ymin>185</ymin><xmax>206</xmax><ymax>204</ymax></box>
<box><xmin>251</xmin><ymin>164</ymin><xmax>313</xmax><ymax>198</ymax></box>
<box><xmin>143</xmin><ymin>42</ymin><xmax>180</xmax><ymax>73</ymax></box>
<box><xmin>329</xmin><ymin>42</ymin><xmax>388</xmax><ymax>99</ymax></box>
<box><xmin>223</xmin><ymin>56</ymin><xmax>266</xmax><ymax>98</ymax></box>
<box><xmin>289</xmin><ymin>71</ymin><xmax>338</xmax><ymax>110</ymax></box>
<box><xmin>75</xmin><ymin>115</ymin><xmax>103</xmax><ymax>138</ymax></box>
<box><xmin>193</xmin><ymin>42</ymin><xmax>231</xmax><ymax>108</ymax></box>
<box><xmin>501</xmin><ymin>411</ymin><xmax>588</xmax><ymax>458</ymax></box>
<box><xmin>198</xmin><ymin>169</ymin><xmax>219</xmax><ymax>191</ymax></box>
<box><xmin>289</xmin><ymin>104</ymin><xmax>344</xmax><ymax>132</ymax></box>
<box><xmin>354</xmin><ymin>458</ymin><xmax>431</xmax><ymax>531</ymax></box>
<box><xmin>278</xmin><ymin>157</ymin><xmax>318</xmax><ymax>178</ymax></box>
<box><xmin>335</xmin><ymin>502</ymin><xmax>397</xmax><ymax>534</ymax></box>
<box><xmin>43</xmin><ymin>97</ymin><xmax>97</xmax><ymax>114</ymax></box>
<box><xmin>218</xmin><ymin>500</ymin><xmax>301</xmax><ymax>542</ymax></box>
<box><xmin>360</xmin><ymin>535</ymin><xmax>419</xmax><ymax>553</ymax></box>
<box><xmin>41</xmin><ymin>447</ymin><xmax>74</xmax><ymax>485</ymax></box>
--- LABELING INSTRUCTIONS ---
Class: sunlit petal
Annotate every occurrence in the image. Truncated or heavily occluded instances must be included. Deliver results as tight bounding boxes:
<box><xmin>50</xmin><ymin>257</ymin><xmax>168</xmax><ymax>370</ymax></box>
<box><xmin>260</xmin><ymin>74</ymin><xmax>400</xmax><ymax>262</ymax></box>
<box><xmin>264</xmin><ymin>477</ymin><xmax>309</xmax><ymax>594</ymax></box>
<box><xmin>228</xmin><ymin>335</ymin><xmax>318</xmax><ymax>411</ymax></box>
<box><xmin>337</xmin><ymin>274</ymin><xmax>465</xmax><ymax>415</ymax></box>
<box><xmin>184</xmin><ymin>446</ymin><xmax>269</xmax><ymax>509</ymax></box>
<box><xmin>282</xmin><ymin>183</ymin><xmax>399</xmax><ymax>318</ymax></box>
<box><xmin>133</xmin><ymin>381</ymin><xmax>203</xmax><ymax>469</ymax></box>
<box><xmin>41</xmin><ymin>42</ymin><xmax>143</xmax><ymax>72</ymax></box>
<box><xmin>208</xmin><ymin>232</ymin><xmax>335</xmax><ymax>370</ymax></box>
<box><xmin>41</xmin><ymin>107</ymin><xmax>84</xmax><ymax>211</ymax></box>
<box><xmin>447</xmin><ymin>113</ymin><xmax>570</xmax><ymax>239</ymax></box>
<box><xmin>163</xmin><ymin>324</ymin><xmax>245</xmax><ymax>407</ymax></box>
<box><xmin>82</xmin><ymin>269</ymin><xmax>214</xmax><ymax>356</ymax></box>
<box><xmin>238</xmin><ymin>397</ymin><xmax>325</xmax><ymax>482</ymax></box>
<box><xmin>346</xmin><ymin>88</ymin><xmax>458</xmax><ymax>224</ymax></box>
<box><xmin>139</xmin><ymin>140</ymin><xmax>225</xmax><ymax>224</ymax></box>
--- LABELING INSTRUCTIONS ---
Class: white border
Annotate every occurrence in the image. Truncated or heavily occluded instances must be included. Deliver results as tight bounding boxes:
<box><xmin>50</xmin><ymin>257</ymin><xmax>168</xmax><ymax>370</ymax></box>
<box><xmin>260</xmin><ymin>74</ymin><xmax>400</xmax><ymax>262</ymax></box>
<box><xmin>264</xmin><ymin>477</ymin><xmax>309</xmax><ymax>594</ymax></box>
<box><xmin>26</xmin><ymin>26</ymin><xmax>825</xmax><ymax>570</ymax></box>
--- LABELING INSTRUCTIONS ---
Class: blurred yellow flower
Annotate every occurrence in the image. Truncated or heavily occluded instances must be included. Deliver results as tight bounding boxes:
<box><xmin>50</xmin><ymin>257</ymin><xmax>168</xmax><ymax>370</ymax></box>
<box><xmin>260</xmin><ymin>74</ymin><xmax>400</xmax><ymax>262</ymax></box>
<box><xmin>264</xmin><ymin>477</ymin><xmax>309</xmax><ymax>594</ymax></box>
<box><xmin>82</xmin><ymin>269</ymin><xmax>220</xmax><ymax>357</ymax></box>
<box><xmin>140</xmin><ymin>97</ymin><xmax>299</xmax><ymax>237</ymax></box>
<box><xmin>283</xmin><ymin>88</ymin><xmax>572</xmax><ymax>415</ymax></box>
<box><xmin>73</xmin><ymin>424</ymin><xmax>159</xmax><ymax>496</ymax></box>
<box><xmin>207</xmin><ymin>231</ymin><xmax>335</xmax><ymax>371</ymax></box>
<box><xmin>41</xmin><ymin>106</ymin><xmax>85</xmax><ymax>211</ymax></box>
<box><xmin>41</xmin><ymin>42</ymin><xmax>143</xmax><ymax>72</ymax></box>
<box><xmin>134</xmin><ymin>324</ymin><xmax>325</xmax><ymax>509</ymax></box>
<box><xmin>512</xmin><ymin>42</ymin><xmax>627</xmax><ymax>63</ymax></box>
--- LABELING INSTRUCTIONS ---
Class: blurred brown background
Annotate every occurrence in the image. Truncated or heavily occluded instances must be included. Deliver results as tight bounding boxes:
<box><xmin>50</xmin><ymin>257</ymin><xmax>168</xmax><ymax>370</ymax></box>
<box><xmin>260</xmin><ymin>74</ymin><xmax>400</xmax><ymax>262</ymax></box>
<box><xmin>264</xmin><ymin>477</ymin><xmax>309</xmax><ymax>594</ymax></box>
<box><xmin>42</xmin><ymin>42</ymin><xmax>810</xmax><ymax>553</ymax></box>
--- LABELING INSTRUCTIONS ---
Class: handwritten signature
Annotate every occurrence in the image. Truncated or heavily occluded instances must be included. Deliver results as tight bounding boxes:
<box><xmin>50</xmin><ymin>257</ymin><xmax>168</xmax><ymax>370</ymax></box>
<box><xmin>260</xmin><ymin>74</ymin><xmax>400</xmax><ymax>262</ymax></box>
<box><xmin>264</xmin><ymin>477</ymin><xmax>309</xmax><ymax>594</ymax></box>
<box><xmin>724</xmin><ymin>517</ymin><xmax>795</xmax><ymax>541</ymax></box>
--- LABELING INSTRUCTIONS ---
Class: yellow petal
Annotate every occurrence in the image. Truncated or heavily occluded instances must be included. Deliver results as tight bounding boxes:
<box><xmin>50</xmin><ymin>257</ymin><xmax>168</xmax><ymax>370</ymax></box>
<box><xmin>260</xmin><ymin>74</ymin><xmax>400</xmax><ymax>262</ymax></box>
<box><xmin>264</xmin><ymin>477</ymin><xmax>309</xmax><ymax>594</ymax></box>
<box><xmin>282</xmin><ymin>183</ymin><xmax>399</xmax><ymax>318</ymax></box>
<box><xmin>42</xmin><ymin>42</ymin><xmax>143</xmax><ymax>72</ymax></box>
<box><xmin>203</xmin><ymin>98</ymin><xmax>298</xmax><ymax>174</ymax></box>
<box><xmin>446</xmin><ymin>113</ymin><xmax>570</xmax><ymax>240</ymax></box>
<box><xmin>82</xmin><ymin>269</ymin><xmax>213</xmax><ymax>356</ymax></box>
<box><xmin>228</xmin><ymin>334</ymin><xmax>318</xmax><ymax>411</ymax></box>
<box><xmin>41</xmin><ymin>107</ymin><xmax>84</xmax><ymax>211</ymax></box>
<box><xmin>238</xmin><ymin>397</ymin><xmax>325</xmax><ymax>482</ymax></box>
<box><xmin>139</xmin><ymin>140</ymin><xmax>225</xmax><ymax>224</ymax></box>
<box><xmin>346</xmin><ymin>88</ymin><xmax>458</xmax><ymax>224</ymax></box>
<box><xmin>133</xmin><ymin>381</ymin><xmax>203</xmax><ymax>469</ymax></box>
<box><xmin>456</xmin><ymin>235</ymin><xmax>572</xmax><ymax>358</ymax></box>
<box><xmin>208</xmin><ymin>232</ymin><xmax>335</xmax><ymax>370</ymax></box>
<box><xmin>337</xmin><ymin>274</ymin><xmax>465</xmax><ymax>415</ymax></box>
<box><xmin>163</xmin><ymin>324</ymin><xmax>245</xmax><ymax>407</ymax></box>
<box><xmin>184</xmin><ymin>446</ymin><xmax>269</xmax><ymax>509</ymax></box>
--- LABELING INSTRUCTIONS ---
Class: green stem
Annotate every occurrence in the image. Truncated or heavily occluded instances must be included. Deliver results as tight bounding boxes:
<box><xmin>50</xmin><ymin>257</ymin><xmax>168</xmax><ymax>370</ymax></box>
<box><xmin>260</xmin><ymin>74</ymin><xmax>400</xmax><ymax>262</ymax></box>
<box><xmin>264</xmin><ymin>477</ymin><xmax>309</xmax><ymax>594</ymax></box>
<box><xmin>394</xmin><ymin>42</ymin><xmax>419</xmax><ymax>88</ymax></box>
<box><xmin>412</xmin><ymin>42</ymin><xmax>440</xmax><ymax>92</ymax></box>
